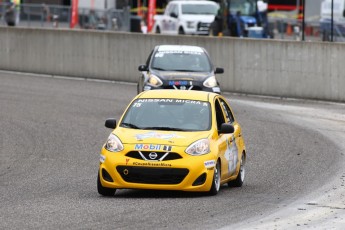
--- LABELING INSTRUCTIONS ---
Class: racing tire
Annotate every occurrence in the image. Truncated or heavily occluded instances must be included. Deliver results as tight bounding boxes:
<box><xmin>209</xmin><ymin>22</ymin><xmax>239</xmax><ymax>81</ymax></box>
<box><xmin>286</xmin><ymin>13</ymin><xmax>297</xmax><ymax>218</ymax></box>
<box><xmin>228</xmin><ymin>153</ymin><xmax>245</xmax><ymax>187</ymax></box>
<box><xmin>178</xmin><ymin>27</ymin><xmax>185</xmax><ymax>35</ymax></box>
<box><xmin>208</xmin><ymin>160</ymin><xmax>221</xmax><ymax>196</ymax></box>
<box><xmin>97</xmin><ymin>172</ymin><xmax>116</xmax><ymax>196</ymax></box>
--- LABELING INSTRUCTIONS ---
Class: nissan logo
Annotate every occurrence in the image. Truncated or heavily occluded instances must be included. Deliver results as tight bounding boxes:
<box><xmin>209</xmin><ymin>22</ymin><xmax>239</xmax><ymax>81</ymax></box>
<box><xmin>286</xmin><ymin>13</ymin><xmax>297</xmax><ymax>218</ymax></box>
<box><xmin>149</xmin><ymin>152</ymin><xmax>158</xmax><ymax>160</ymax></box>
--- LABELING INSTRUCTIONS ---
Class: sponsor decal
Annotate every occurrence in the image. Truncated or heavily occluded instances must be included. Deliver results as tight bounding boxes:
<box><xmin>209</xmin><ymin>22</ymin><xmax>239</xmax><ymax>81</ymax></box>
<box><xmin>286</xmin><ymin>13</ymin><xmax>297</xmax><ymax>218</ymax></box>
<box><xmin>126</xmin><ymin>158</ymin><xmax>130</xmax><ymax>165</ymax></box>
<box><xmin>100</xmin><ymin>154</ymin><xmax>106</xmax><ymax>163</ymax></box>
<box><xmin>156</xmin><ymin>50</ymin><xmax>203</xmax><ymax>55</ymax></box>
<box><xmin>135</xmin><ymin>132</ymin><xmax>183</xmax><ymax>141</ymax></box>
<box><xmin>163</xmin><ymin>145</ymin><xmax>172</xmax><ymax>151</ymax></box>
<box><xmin>204</xmin><ymin>160</ymin><xmax>216</xmax><ymax>168</ymax></box>
<box><xmin>174</xmin><ymin>100</ymin><xmax>202</xmax><ymax>104</ymax></box>
<box><xmin>134</xmin><ymin>144</ymin><xmax>172</xmax><ymax>151</ymax></box>
<box><xmin>133</xmin><ymin>162</ymin><xmax>172</xmax><ymax>167</ymax></box>
<box><xmin>136</xmin><ymin>99</ymin><xmax>206</xmax><ymax>105</ymax></box>
<box><xmin>137</xmin><ymin>99</ymin><xmax>174</xmax><ymax>103</ymax></box>
<box><xmin>133</xmin><ymin>102</ymin><xmax>142</xmax><ymax>107</ymax></box>
<box><xmin>168</xmin><ymin>81</ymin><xmax>188</xmax><ymax>86</ymax></box>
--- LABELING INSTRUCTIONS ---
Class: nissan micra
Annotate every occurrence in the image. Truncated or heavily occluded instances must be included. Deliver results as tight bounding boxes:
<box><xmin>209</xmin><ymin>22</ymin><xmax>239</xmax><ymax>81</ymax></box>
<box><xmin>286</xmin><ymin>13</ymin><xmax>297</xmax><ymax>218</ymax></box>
<box><xmin>98</xmin><ymin>90</ymin><xmax>246</xmax><ymax>196</ymax></box>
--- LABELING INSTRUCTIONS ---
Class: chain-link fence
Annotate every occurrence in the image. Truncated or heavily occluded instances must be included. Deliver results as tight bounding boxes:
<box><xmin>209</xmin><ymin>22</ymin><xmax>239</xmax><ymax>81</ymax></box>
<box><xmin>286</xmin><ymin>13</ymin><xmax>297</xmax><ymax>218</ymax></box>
<box><xmin>0</xmin><ymin>3</ymin><xmax>132</xmax><ymax>32</ymax></box>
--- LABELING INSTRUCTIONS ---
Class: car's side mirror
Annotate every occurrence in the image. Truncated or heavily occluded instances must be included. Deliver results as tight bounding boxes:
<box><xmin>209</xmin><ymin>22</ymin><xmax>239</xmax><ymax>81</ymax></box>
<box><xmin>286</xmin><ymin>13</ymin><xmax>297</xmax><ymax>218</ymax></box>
<box><xmin>219</xmin><ymin>123</ymin><xmax>234</xmax><ymax>134</ymax></box>
<box><xmin>105</xmin><ymin>118</ymin><xmax>117</xmax><ymax>129</ymax></box>
<box><xmin>215</xmin><ymin>67</ymin><xmax>224</xmax><ymax>74</ymax></box>
<box><xmin>138</xmin><ymin>64</ymin><xmax>148</xmax><ymax>71</ymax></box>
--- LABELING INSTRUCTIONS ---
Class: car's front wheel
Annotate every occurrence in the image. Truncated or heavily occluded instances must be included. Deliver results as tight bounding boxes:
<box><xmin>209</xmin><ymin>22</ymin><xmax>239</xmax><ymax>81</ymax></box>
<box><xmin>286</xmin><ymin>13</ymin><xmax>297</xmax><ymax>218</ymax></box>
<box><xmin>97</xmin><ymin>172</ymin><xmax>116</xmax><ymax>196</ymax></box>
<box><xmin>208</xmin><ymin>160</ymin><xmax>221</xmax><ymax>195</ymax></box>
<box><xmin>228</xmin><ymin>153</ymin><xmax>245</xmax><ymax>187</ymax></box>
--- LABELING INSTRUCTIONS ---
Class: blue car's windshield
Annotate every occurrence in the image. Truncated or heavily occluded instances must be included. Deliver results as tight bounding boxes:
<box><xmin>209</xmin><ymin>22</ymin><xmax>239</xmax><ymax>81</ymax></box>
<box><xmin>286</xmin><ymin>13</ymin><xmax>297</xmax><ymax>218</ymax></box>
<box><xmin>151</xmin><ymin>51</ymin><xmax>212</xmax><ymax>72</ymax></box>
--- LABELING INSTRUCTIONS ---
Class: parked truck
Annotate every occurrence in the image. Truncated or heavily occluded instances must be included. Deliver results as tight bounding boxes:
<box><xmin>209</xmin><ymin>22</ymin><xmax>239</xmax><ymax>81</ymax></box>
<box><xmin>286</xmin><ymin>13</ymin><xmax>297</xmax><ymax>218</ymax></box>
<box><xmin>320</xmin><ymin>0</ymin><xmax>345</xmax><ymax>41</ymax></box>
<box><xmin>152</xmin><ymin>0</ymin><xmax>219</xmax><ymax>35</ymax></box>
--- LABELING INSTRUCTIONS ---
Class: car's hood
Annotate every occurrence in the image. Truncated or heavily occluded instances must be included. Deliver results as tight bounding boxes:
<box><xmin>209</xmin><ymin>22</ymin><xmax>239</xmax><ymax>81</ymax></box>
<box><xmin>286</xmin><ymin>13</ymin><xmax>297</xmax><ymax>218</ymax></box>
<box><xmin>114</xmin><ymin>128</ymin><xmax>210</xmax><ymax>147</ymax></box>
<box><xmin>151</xmin><ymin>70</ymin><xmax>212</xmax><ymax>81</ymax></box>
<box><xmin>180</xmin><ymin>14</ymin><xmax>216</xmax><ymax>23</ymax></box>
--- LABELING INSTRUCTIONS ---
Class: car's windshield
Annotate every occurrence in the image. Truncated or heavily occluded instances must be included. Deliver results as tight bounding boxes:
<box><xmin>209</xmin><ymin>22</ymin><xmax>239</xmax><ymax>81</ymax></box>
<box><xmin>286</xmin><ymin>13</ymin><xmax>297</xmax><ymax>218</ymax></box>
<box><xmin>151</xmin><ymin>50</ymin><xmax>212</xmax><ymax>72</ymax></box>
<box><xmin>182</xmin><ymin>4</ymin><xmax>218</xmax><ymax>15</ymax></box>
<box><xmin>120</xmin><ymin>99</ymin><xmax>211</xmax><ymax>131</ymax></box>
<box><xmin>229</xmin><ymin>0</ymin><xmax>257</xmax><ymax>16</ymax></box>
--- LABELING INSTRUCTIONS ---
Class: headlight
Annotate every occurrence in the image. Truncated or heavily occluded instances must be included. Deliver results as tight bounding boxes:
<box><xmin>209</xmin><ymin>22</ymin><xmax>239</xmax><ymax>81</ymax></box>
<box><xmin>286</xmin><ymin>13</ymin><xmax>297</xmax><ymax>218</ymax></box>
<box><xmin>105</xmin><ymin>134</ymin><xmax>124</xmax><ymax>152</ymax></box>
<box><xmin>203</xmin><ymin>76</ymin><xmax>217</xmax><ymax>88</ymax></box>
<box><xmin>148</xmin><ymin>74</ymin><xmax>163</xmax><ymax>87</ymax></box>
<box><xmin>185</xmin><ymin>139</ymin><xmax>210</xmax><ymax>156</ymax></box>
<box><xmin>186</xmin><ymin>21</ymin><xmax>195</xmax><ymax>28</ymax></box>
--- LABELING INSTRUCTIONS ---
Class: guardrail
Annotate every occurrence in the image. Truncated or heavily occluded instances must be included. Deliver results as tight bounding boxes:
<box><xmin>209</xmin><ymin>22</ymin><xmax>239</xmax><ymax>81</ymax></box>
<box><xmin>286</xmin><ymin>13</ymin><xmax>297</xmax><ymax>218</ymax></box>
<box><xmin>0</xmin><ymin>27</ymin><xmax>344</xmax><ymax>102</ymax></box>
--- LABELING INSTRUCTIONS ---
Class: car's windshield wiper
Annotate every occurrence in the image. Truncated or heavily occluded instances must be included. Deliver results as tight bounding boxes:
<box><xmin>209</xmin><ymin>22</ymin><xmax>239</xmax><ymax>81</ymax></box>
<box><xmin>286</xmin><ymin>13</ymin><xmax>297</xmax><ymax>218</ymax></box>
<box><xmin>142</xmin><ymin>126</ymin><xmax>185</xmax><ymax>131</ymax></box>
<box><xmin>152</xmin><ymin>67</ymin><xmax>167</xmax><ymax>71</ymax></box>
<box><xmin>121</xmin><ymin>123</ymin><xmax>140</xmax><ymax>129</ymax></box>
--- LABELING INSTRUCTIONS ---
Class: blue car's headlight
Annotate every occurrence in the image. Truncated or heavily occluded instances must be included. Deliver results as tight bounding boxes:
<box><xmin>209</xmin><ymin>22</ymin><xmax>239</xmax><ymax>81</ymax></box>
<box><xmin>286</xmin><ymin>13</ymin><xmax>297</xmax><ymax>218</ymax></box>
<box><xmin>203</xmin><ymin>76</ymin><xmax>217</xmax><ymax>88</ymax></box>
<box><xmin>105</xmin><ymin>134</ymin><xmax>124</xmax><ymax>152</ymax></box>
<box><xmin>148</xmin><ymin>74</ymin><xmax>163</xmax><ymax>87</ymax></box>
<box><xmin>185</xmin><ymin>139</ymin><xmax>210</xmax><ymax>156</ymax></box>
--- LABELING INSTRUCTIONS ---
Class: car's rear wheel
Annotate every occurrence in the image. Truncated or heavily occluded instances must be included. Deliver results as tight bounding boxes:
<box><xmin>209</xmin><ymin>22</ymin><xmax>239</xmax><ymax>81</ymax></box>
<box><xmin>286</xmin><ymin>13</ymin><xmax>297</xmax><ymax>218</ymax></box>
<box><xmin>97</xmin><ymin>172</ymin><xmax>116</xmax><ymax>196</ymax></box>
<box><xmin>178</xmin><ymin>27</ymin><xmax>185</xmax><ymax>35</ymax></box>
<box><xmin>228</xmin><ymin>153</ymin><xmax>245</xmax><ymax>187</ymax></box>
<box><xmin>208</xmin><ymin>160</ymin><xmax>221</xmax><ymax>195</ymax></box>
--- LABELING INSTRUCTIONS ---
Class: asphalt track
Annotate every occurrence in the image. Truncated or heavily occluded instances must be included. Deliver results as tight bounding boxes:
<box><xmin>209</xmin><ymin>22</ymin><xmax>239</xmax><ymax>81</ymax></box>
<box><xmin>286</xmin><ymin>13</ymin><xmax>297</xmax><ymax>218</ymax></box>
<box><xmin>1</xmin><ymin>72</ymin><xmax>344</xmax><ymax>229</ymax></box>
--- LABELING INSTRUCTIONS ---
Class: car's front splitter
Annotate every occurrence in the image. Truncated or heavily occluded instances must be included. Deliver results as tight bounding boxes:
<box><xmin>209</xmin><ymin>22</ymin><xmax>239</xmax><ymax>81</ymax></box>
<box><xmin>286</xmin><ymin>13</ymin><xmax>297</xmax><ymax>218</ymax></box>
<box><xmin>99</xmin><ymin>149</ymin><xmax>217</xmax><ymax>192</ymax></box>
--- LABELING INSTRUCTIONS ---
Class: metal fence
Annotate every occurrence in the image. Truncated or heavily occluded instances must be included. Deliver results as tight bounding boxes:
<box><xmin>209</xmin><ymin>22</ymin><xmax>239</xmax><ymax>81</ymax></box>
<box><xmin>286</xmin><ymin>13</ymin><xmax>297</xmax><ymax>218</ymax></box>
<box><xmin>0</xmin><ymin>3</ymin><xmax>131</xmax><ymax>32</ymax></box>
<box><xmin>0</xmin><ymin>1</ymin><xmax>344</xmax><ymax>42</ymax></box>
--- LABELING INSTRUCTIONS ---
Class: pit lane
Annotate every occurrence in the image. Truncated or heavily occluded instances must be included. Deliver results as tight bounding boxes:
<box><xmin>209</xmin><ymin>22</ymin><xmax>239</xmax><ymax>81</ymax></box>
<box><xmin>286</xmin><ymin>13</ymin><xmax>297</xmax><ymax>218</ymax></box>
<box><xmin>0</xmin><ymin>72</ymin><xmax>344</xmax><ymax>229</ymax></box>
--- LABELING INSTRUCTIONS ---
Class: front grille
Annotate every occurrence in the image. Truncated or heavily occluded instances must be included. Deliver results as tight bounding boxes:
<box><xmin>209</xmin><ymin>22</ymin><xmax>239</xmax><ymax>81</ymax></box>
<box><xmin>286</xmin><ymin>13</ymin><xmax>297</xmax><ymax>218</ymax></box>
<box><xmin>126</xmin><ymin>151</ymin><xmax>182</xmax><ymax>161</ymax></box>
<box><xmin>116</xmin><ymin>166</ymin><xmax>189</xmax><ymax>184</ymax></box>
<box><xmin>162</xmin><ymin>85</ymin><xmax>203</xmax><ymax>91</ymax></box>
<box><xmin>197</xmin><ymin>22</ymin><xmax>210</xmax><ymax>31</ymax></box>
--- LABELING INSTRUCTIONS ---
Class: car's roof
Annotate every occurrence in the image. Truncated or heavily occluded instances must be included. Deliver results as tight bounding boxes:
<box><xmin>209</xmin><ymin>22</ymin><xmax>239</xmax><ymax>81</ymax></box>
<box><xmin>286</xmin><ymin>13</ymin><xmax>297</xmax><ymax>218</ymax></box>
<box><xmin>137</xmin><ymin>90</ymin><xmax>218</xmax><ymax>102</ymax></box>
<box><xmin>156</xmin><ymin>45</ymin><xmax>205</xmax><ymax>53</ymax></box>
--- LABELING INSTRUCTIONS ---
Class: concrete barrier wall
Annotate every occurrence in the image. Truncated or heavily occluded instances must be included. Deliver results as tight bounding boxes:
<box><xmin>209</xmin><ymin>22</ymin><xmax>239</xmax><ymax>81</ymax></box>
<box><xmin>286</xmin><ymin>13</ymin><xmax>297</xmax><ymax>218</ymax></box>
<box><xmin>0</xmin><ymin>27</ymin><xmax>344</xmax><ymax>102</ymax></box>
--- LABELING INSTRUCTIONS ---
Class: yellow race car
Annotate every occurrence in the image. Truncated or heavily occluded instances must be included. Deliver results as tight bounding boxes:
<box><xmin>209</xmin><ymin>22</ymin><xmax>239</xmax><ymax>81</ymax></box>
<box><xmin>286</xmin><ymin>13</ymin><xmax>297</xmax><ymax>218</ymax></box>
<box><xmin>98</xmin><ymin>90</ymin><xmax>246</xmax><ymax>196</ymax></box>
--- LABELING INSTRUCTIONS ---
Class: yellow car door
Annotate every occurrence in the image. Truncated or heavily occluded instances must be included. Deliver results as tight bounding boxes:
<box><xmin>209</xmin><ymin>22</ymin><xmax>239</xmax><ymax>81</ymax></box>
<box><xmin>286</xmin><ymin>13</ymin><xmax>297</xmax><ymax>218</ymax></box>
<box><xmin>215</xmin><ymin>97</ymin><xmax>243</xmax><ymax>182</ymax></box>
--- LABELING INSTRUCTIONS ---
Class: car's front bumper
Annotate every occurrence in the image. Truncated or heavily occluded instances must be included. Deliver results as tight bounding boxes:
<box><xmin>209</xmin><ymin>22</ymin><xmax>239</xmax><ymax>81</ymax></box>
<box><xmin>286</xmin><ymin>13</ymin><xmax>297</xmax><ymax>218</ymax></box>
<box><xmin>99</xmin><ymin>147</ymin><xmax>217</xmax><ymax>192</ymax></box>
